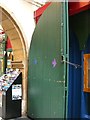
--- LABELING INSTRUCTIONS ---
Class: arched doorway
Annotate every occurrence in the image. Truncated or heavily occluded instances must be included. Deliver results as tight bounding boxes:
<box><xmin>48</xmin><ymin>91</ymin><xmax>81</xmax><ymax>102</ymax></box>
<box><xmin>0</xmin><ymin>7</ymin><xmax>28</xmax><ymax>115</ymax></box>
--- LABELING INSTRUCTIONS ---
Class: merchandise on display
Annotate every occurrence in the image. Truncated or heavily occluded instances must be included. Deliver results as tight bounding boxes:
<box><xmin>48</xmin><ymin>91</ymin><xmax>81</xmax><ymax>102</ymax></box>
<box><xmin>0</xmin><ymin>68</ymin><xmax>20</xmax><ymax>91</ymax></box>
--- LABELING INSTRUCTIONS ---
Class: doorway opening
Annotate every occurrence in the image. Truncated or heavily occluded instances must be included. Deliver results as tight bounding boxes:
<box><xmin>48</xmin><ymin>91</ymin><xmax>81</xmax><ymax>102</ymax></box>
<box><xmin>68</xmin><ymin>3</ymin><xmax>90</xmax><ymax>119</ymax></box>
<box><xmin>0</xmin><ymin>7</ymin><xmax>28</xmax><ymax>116</ymax></box>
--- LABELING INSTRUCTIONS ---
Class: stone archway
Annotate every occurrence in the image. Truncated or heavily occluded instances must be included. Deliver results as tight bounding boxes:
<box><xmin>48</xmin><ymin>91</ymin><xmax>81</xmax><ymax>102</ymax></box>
<box><xmin>0</xmin><ymin>7</ymin><xmax>28</xmax><ymax>115</ymax></box>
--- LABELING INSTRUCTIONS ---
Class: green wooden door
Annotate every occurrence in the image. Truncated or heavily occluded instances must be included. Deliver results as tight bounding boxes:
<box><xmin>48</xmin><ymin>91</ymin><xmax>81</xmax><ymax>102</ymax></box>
<box><xmin>28</xmin><ymin>2</ymin><xmax>69</xmax><ymax>118</ymax></box>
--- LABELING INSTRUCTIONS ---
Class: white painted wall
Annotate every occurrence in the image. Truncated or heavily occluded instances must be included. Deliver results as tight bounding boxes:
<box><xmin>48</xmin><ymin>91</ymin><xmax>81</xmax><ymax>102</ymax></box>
<box><xmin>0</xmin><ymin>0</ymin><xmax>39</xmax><ymax>53</ymax></box>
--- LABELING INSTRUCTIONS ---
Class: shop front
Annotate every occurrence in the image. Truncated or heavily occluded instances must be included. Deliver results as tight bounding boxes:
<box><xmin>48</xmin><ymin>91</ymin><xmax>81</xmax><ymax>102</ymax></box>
<box><xmin>28</xmin><ymin>1</ymin><xmax>90</xmax><ymax>119</ymax></box>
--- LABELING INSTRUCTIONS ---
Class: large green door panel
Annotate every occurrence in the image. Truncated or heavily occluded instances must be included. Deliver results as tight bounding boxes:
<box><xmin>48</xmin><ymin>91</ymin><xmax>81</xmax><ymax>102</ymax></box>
<box><xmin>28</xmin><ymin>3</ymin><xmax>68</xmax><ymax>118</ymax></box>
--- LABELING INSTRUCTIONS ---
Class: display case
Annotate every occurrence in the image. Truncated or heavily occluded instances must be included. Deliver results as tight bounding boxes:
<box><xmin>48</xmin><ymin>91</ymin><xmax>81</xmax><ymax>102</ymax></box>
<box><xmin>84</xmin><ymin>54</ymin><xmax>90</xmax><ymax>92</ymax></box>
<box><xmin>0</xmin><ymin>68</ymin><xmax>22</xmax><ymax>119</ymax></box>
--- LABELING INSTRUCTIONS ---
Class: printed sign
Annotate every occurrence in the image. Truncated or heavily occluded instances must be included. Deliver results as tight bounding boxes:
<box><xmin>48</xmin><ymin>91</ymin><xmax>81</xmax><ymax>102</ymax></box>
<box><xmin>12</xmin><ymin>84</ymin><xmax>22</xmax><ymax>100</ymax></box>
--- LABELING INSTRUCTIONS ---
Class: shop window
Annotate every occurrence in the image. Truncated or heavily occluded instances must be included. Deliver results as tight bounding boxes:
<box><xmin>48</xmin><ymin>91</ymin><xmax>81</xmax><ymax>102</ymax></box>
<box><xmin>84</xmin><ymin>54</ymin><xmax>90</xmax><ymax>92</ymax></box>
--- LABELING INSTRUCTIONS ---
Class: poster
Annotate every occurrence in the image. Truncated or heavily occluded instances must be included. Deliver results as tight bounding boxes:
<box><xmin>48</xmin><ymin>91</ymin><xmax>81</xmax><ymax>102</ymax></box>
<box><xmin>12</xmin><ymin>84</ymin><xmax>22</xmax><ymax>100</ymax></box>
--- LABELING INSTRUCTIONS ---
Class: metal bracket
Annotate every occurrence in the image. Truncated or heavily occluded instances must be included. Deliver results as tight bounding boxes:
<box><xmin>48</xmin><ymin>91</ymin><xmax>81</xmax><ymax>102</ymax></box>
<box><xmin>61</xmin><ymin>55</ymin><xmax>82</xmax><ymax>69</ymax></box>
